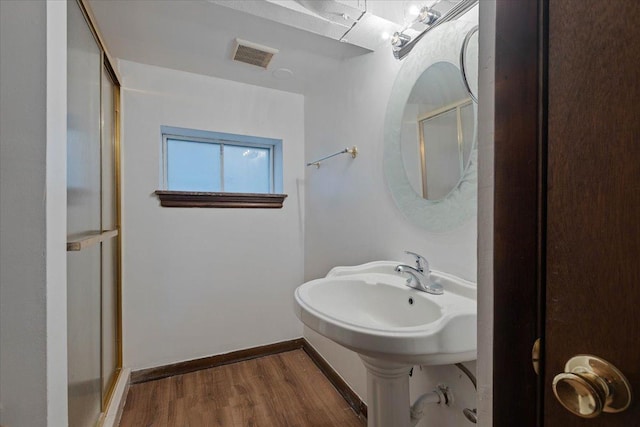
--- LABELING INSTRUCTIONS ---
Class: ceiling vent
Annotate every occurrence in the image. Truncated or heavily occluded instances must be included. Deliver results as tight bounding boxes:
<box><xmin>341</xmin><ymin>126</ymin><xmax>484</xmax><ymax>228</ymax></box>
<box><xmin>232</xmin><ymin>39</ymin><xmax>278</xmax><ymax>69</ymax></box>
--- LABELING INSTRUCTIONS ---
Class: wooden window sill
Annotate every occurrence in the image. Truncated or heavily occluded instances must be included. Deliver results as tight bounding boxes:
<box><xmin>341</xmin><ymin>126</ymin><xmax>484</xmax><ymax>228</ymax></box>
<box><xmin>154</xmin><ymin>191</ymin><xmax>288</xmax><ymax>208</ymax></box>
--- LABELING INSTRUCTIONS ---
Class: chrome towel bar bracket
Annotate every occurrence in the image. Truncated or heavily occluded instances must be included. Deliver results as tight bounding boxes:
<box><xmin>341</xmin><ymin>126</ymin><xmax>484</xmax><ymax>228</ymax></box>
<box><xmin>306</xmin><ymin>146</ymin><xmax>358</xmax><ymax>168</ymax></box>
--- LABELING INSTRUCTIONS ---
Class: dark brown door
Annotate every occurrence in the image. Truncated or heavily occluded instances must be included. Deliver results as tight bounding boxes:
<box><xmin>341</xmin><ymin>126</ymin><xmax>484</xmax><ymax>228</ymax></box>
<box><xmin>544</xmin><ymin>0</ymin><xmax>640</xmax><ymax>424</ymax></box>
<box><xmin>494</xmin><ymin>0</ymin><xmax>640</xmax><ymax>425</ymax></box>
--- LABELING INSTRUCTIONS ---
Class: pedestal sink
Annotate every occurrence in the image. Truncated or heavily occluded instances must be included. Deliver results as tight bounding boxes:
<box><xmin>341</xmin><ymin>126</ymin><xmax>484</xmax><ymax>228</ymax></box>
<box><xmin>293</xmin><ymin>261</ymin><xmax>476</xmax><ymax>427</ymax></box>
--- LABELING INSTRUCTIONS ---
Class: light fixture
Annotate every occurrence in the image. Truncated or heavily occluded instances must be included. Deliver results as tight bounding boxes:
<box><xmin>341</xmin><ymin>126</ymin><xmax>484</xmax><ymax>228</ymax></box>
<box><xmin>417</xmin><ymin>6</ymin><xmax>441</xmax><ymax>26</ymax></box>
<box><xmin>390</xmin><ymin>0</ymin><xmax>479</xmax><ymax>60</ymax></box>
<box><xmin>390</xmin><ymin>4</ymin><xmax>440</xmax><ymax>54</ymax></box>
<box><xmin>391</xmin><ymin>31</ymin><xmax>412</xmax><ymax>51</ymax></box>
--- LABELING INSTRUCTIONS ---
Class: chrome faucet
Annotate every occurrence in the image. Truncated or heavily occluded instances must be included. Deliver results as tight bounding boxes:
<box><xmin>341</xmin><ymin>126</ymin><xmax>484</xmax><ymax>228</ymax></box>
<box><xmin>405</xmin><ymin>251</ymin><xmax>429</xmax><ymax>273</ymax></box>
<box><xmin>395</xmin><ymin>252</ymin><xmax>443</xmax><ymax>295</ymax></box>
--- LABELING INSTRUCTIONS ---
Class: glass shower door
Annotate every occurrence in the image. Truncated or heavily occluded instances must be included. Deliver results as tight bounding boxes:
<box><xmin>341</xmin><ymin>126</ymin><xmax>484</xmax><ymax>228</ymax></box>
<box><xmin>67</xmin><ymin>1</ymin><xmax>102</xmax><ymax>424</ymax></box>
<box><xmin>67</xmin><ymin>1</ymin><xmax>121</xmax><ymax>424</ymax></box>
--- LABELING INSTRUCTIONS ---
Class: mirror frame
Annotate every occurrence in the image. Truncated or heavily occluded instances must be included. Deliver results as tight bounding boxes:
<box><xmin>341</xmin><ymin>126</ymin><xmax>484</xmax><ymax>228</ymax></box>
<box><xmin>384</xmin><ymin>20</ymin><xmax>478</xmax><ymax>232</ymax></box>
<box><xmin>461</xmin><ymin>26</ymin><xmax>479</xmax><ymax>103</ymax></box>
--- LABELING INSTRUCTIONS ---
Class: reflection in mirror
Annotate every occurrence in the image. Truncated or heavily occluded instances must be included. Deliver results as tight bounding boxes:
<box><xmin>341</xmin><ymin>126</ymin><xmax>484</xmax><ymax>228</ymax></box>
<box><xmin>419</xmin><ymin>98</ymin><xmax>473</xmax><ymax>199</ymax></box>
<box><xmin>401</xmin><ymin>62</ymin><xmax>474</xmax><ymax>200</ymax></box>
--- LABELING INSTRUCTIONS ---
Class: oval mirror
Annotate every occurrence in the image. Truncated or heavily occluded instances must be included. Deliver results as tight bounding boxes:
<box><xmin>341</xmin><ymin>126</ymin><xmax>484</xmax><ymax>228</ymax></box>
<box><xmin>401</xmin><ymin>61</ymin><xmax>474</xmax><ymax>200</ymax></box>
<box><xmin>384</xmin><ymin>20</ymin><xmax>478</xmax><ymax>232</ymax></box>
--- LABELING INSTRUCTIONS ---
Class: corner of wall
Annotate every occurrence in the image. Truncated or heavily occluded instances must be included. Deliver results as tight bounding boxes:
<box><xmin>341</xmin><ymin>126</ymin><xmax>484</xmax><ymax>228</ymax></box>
<box><xmin>477</xmin><ymin>0</ymin><xmax>496</xmax><ymax>425</ymax></box>
<box><xmin>45</xmin><ymin>1</ymin><xmax>69</xmax><ymax>425</ymax></box>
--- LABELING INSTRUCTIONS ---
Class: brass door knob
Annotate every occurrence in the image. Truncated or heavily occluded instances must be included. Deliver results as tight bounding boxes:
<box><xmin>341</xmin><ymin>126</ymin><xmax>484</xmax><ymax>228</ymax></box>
<box><xmin>552</xmin><ymin>355</ymin><xmax>632</xmax><ymax>418</ymax></box>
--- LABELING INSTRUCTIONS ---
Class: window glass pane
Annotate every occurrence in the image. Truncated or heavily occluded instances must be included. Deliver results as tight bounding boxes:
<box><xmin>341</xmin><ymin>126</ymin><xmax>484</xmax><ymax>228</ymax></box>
<box><xmin>167</xmin><ymin>139</ymin><xmax>221</xmax><ymax>191</ymax></box>
<box><xmin>223</xmin><ymin>145</ymin><xmax>270</xmax><ymax>193</ymax></box>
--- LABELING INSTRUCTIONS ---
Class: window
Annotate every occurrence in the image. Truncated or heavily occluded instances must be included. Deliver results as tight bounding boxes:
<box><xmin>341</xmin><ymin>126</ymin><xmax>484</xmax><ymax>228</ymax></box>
<box><xmin>155</xmin><ymin>126</ymin><xmax>287</xmax><ymax>208</ymax></box>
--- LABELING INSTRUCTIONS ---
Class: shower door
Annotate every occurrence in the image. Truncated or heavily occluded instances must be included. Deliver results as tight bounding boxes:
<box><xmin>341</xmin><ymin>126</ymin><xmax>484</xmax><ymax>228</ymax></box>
<box><xmin>67</xmin><ymin>1</ymin><xmax>121</xmax><ymax>425</ymax></box>
<box><xmin>67</xmin><ymin>2</ymin><xmax>102</xmax><ymax>424</ymax></box>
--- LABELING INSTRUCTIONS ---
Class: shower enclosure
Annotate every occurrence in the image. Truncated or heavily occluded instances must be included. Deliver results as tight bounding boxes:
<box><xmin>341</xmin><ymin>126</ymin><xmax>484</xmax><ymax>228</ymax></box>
<box><xmin>67</xmin><ymin>1</ymin><xmax>121</xmax><ymax>425</ymax></box>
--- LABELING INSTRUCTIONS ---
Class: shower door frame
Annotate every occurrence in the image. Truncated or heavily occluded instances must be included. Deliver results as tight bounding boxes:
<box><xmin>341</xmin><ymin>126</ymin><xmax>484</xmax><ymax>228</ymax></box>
<box><xmin>68</xmin><ymin>0</ymin><xmax>123</xmax><ymax>416</ymax></box>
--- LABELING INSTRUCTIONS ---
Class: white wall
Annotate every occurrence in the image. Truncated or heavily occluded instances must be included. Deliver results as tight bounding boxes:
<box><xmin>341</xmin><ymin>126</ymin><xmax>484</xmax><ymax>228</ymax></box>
<box><xmin>45</xmin><ymin>3</ymin><xmax>69</xmax><ymax>424</ymax></box>
<box><xmin>0</xmin><ymin>1</ymin><xmax>68</xmax><ymax>426</ymax></box>
<box><xmin>119</xmin><ymin>60</ymin><xmax>305</xmax><ymax>370</ymax></box>
<box><xmin>302</xmin><ymin>8</ymin><xmax>480</xmax><ymax>427</ymax></box>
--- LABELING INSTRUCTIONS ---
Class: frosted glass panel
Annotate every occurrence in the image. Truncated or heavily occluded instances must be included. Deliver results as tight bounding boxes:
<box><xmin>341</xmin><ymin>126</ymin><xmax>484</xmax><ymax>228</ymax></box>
<box><xmin>167</xmin><ymin>139</ymin><xmax>221</xmax><ymax>191</ymax></box>
<box><xmin>67</xmin><ymin>1</ymin><xmax>101</xmax><ymax>237</ymax></box>
<box><xmin>67</xmin><ymin>246</ymin><xmax>102</xmax><ymax>427</ymax></box>
<box><xmin>67</xmin><ymin>1</ymin><xmax>102</xmax><ymax>425</ymax></box>
<box><xmin>223</xmin><ymin>145</ymin><xmax>270</xmax><ymax>193</ymax></box>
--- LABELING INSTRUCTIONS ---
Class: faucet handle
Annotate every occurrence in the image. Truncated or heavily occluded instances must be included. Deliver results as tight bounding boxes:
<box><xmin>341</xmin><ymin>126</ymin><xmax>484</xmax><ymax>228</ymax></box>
<box><xmin>405</xmin><ymin>251</ymin><xmax>429</xmax><ymax>273</ymax></box>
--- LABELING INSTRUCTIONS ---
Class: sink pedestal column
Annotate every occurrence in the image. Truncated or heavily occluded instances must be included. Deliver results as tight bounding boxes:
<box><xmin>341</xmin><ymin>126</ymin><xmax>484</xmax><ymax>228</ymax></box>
<box><xmin>361</xmin><ymin>356</ymin><xmax>412</xmax><ymax>427</ymax></box>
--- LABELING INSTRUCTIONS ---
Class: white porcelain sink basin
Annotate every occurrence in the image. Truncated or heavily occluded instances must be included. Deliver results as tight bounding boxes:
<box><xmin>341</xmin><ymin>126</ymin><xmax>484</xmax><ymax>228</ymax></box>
<box><xmin>294</xmin><ymin>261</ymin><xmax>476</xmax><ymax>366</ymax></box>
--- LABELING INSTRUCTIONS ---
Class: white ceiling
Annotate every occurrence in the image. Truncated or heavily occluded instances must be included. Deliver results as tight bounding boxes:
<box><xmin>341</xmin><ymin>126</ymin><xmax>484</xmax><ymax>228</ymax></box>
<box><xmin>88</xmin><ymin>0</ymin><xmax>459</xmax><ymax>95</ymax></box>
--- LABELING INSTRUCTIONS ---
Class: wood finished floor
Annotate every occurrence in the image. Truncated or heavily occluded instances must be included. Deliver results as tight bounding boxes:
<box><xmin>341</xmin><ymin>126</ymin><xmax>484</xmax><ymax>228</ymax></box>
<box><xmin>119</xmin><ymin>349</ymin><xmax>366</xmax><ymax>427</ymax></box>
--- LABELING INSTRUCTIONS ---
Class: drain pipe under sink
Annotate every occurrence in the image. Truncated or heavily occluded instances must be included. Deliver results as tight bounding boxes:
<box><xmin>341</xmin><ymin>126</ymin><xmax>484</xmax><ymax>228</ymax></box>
<box><xmin>455</xmin><ymin>363</ymin><xmax>478</xmax><ymax>424</ymax></box>
<box><xmin>409</xmin><ymin>384</ymin><xmax>452</xmax><ymax>427</ymax></box>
